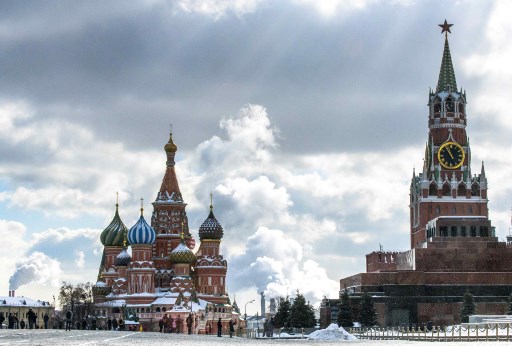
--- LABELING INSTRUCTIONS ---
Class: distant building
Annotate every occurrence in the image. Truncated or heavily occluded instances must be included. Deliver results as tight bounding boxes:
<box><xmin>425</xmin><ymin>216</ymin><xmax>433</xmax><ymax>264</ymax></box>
<box><xmin>332</xmin><ymin>22</ymin><xmax>512</xmax><ymax>327</ymax></box>
<box><xmin>0</xmin><ymin>291</ymin><xmax>54</xmax><ymax>328</ymax></box>
<box><xmin>92</xmin><ymin>132</ymin><xmax>238</xmax><ymax>333</ymax></box>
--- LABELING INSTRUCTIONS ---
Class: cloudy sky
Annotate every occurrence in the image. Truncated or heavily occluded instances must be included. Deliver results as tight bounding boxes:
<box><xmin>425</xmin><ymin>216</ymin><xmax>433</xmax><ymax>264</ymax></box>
<box><xmin>1</xmin><ymin>0</ymin><xmax>511</xmax><ymax>313</ymax></box>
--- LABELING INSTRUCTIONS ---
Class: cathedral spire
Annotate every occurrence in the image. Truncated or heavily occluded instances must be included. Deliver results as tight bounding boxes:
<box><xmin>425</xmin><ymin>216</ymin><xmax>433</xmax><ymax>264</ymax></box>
<box><xmin>436</xmin><ymin>20</ymin><xmax>457</xmax><ymax>93</ymax></box>
<box><xmin>155</xmin><ymin>130</ymin><xmax>183</xmax><ymax>203</ymax></box>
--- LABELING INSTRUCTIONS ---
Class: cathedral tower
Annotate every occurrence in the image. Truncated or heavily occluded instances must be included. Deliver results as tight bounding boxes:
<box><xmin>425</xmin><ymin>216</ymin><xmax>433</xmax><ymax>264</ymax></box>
<box><xmin>194</xmin><ymin>196</ymin><xmax>228</xmax><ymax>304</ymax></box>
<box><xmin>409</xmin><ymin>20</ymin><xmax>491</xmax><ymax>248</ymax></box>
<box><xmin>151</xmin><ymin>132</ymin><xmax>195</xmax><ymax>277</ymax></box>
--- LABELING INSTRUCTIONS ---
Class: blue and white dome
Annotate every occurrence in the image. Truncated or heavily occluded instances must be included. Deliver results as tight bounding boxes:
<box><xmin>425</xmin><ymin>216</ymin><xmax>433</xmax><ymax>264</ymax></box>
<box><xmin>128</xmin><ymin>208</ymin><xmax>156</xmax><ymax>245</ymax></box>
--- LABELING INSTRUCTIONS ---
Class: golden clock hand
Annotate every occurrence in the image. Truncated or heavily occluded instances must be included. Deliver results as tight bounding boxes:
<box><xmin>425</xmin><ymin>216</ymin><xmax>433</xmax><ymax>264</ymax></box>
<box><xmin>446</xmin><ymin>147</ymin><xmax>454</xmax><ymax>160</ymax></box>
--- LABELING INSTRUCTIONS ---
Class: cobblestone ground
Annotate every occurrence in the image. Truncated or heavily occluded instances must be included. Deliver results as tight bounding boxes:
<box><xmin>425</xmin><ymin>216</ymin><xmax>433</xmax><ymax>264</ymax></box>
<box><xmin>0</xmin><ymin>329</ymin><xmax>504</xmax><ymax>345</ymax></box>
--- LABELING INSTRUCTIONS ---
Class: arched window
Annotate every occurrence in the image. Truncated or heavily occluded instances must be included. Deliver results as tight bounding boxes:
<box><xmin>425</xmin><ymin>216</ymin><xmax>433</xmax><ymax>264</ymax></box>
<box><xmin>156</xmin><ymin>307</ymin><xmax>161</xmax><ymax>312</ymax></box>
<box><xmin>445</xmin><ymin>97</ymin><xmax>454</xmax><ymax>114</ymax></box>
<box><xmin>433</xmin><ymin>97</ymin><xmax>441</xmax><ymax>114</ymax></box>
<box><xmin>459</xmin><ymin>103</ymin><xmax>465</xmax><ymax>114</ymax></box>
<box><xmin>162</xmin><ymin>307</ymin><xmax>167</xmax><ymax>312</ymax></box>
<box><xmin>471</xmin><ymin>183</ymin><xmax>480</xmax><ymax>196</ymax></box>
<box><xmin>442</xmin><ymin>183</ymin><xmax>451</xmax><ymax>196</ymax></box>
<box><xmin>429</xmin><ymin>182</ymin><xmax>437</xmax><ymax>196</ymax></box>
<box><xmin>457</xmin><ymin>184</ymin><xmax>467</xmax><ymax>197</ymax></box>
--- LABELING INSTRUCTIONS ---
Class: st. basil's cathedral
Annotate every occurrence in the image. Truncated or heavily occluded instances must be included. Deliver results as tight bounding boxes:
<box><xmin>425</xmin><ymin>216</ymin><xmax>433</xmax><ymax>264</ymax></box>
<box><xmin>92</xmin><ymin>133</ymin><xmax>239</xmax><ymax>333</ymax></box>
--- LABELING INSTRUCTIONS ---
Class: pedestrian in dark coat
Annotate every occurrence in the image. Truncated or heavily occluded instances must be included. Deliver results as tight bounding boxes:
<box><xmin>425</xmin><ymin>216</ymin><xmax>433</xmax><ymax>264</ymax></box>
<box><xmin>107</xmin><ymin>317</ymin><xmax>112</xmax><ymax>330</ymax></box>
<box><xmin>65</xmin><ymin>311</ymin><xmax>72</xmax><ymax>331</ymax></box>
<box><xmin>158</xmin><ymin>319</ymin><xmax>163</xmax><ymax>332</ymax></box>
<box><xmin>217</xmin><ymin>318</ymin><xmax>222</xmax><ymax>337</ymax></box>
<box><xmin>20</xmin><ymin>319</ymin><xmax>26</xmax><ymax>329</ymax></box>
<box><xmin>229</xmin><ymin>319</ymin><xmax>235</xmax><ymax>338</ymax></box>
<box><xmin>43</xmin><ymin>313</ymin><xmax>49</xmax><ymax>329</ymax></box>
<box><xmin>112</xmin><ymin>318</ymin><xmax>118</xmax><ymax>330</ymax></box>
<box><xmin>0</xmin><ymin>312</ymin><xmax>5</xmax><ymax>329</ymax></box>
<box><xmin>186</xmin><ymin>314</ymin><xmax>193</xmax><ymax>335</ymax></box>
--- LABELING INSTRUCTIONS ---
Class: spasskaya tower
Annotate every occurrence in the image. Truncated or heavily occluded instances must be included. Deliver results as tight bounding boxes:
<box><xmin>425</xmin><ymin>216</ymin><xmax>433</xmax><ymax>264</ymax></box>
<box><xmin>409</xmin><ymin>20</ymin><xmax>491</xmax><ymax>248</ymax></box>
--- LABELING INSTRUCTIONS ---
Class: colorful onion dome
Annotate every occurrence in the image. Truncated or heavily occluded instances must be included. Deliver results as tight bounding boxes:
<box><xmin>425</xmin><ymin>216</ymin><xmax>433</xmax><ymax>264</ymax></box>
<box><xmin>128</xmin><ymin>202</ymin><xmax>156</xmax><ymax>245</ymax></box>
<box><xmin>100</xmin><ymin>203</ymin><xmax>128</xmax><ymax>247</ymax></box>
<box><xmin>198</xmin><ymin>198</ymin><xmax>223</xmax><ymax>241</ymax></box>
<box><xmin>115</xmin><ymin>246</ymin><xmax>131</xmax><ymax>266</ymax></box>
<box><xmin>164</xmin><ymin>132</ymin><xmax>178</xmax><ymax>153</ymax></box>
<box><xmin>170</xmin><ymin>234</ymin><xmax>196</xmax><ymax>264</ymax></box>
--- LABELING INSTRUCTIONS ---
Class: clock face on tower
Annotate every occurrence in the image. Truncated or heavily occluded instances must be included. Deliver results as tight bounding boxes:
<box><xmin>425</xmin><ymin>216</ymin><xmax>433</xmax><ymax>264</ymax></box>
<box><xmin>438</xmin><ymin>141</ymin><xmax>465</xmax><ymax>169</ymax></box>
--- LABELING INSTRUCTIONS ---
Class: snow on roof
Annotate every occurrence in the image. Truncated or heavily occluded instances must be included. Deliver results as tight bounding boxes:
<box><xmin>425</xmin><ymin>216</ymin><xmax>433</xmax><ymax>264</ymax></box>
<box><xmin>0</xmin><ymin>296</ymin><xmax>52</xmax><ymax>308</ymax></box>
<box><xmin>152</xmin><ymin>297</ymin><xmax>177</xmax><ymax>305</ymax></box>
<box><xmin>95</xmin><ymin>299</ymin><xmax>127</xmax><ymax>307</ymax></box>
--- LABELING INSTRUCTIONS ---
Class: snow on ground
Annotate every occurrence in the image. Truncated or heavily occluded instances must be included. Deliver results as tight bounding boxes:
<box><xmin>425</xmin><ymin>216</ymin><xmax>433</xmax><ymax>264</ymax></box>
<box><xmin>308</xmin><ymin>323</ymin><xmax>357</xmax><ymax>341</ymax></box>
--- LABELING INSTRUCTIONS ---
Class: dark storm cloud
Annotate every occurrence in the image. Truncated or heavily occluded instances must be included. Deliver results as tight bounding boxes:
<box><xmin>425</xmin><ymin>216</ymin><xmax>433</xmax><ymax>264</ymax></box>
<box><xmin>0</xmin><ymin>1</ymin><xmax>496</xmax><ymax>156</ymax></box>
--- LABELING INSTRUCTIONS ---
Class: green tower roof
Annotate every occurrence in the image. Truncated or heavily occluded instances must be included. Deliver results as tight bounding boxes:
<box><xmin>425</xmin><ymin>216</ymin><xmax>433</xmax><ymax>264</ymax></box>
<box><xmin>436</xmin><ymin>21</ymin><xmax>457</xmax><ymax>93</ymax></box>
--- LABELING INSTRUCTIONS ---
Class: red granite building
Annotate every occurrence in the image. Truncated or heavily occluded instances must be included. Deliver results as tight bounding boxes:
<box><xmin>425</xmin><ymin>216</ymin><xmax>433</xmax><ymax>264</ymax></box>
<box><xmin>335</xmin><ymin>22</ymin><xmax>512</xmax><ymax>327</ymax></box>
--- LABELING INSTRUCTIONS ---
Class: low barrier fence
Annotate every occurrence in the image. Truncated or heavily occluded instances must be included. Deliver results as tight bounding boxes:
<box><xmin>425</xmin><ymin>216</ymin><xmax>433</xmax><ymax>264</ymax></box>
<box><xmin>350</xmin><ymin>323</ymin><xmax>512</xmax><ymax>342</ymax></box>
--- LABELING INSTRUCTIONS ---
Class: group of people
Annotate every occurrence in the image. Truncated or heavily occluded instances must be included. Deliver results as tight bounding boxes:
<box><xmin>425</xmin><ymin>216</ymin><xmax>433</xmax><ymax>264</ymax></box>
<box><xmin>0</xmin><ymin>310</ymin><xmax>50</xmax><ymax>329</ymax></box>
<box><xmin>158</xmin><ymin>314</ymin><xmax>188</xmax><ymax>333</ymax></box>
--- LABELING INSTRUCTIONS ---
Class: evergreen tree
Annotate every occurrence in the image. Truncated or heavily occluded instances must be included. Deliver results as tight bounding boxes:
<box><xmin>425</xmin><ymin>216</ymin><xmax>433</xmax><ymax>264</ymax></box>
<box><xmin>289</xmin><ymin>291</ymin><xmax>316</xmax><ymax>328</ymax></box>
<box><xmin>337</xmin><ymin>290</ymin><xmax>353</xmax><ymax>328</ymax></box>
<box><xmin>273</xmin><ymin>296</ymin><xmax>291</xmax><ymax>329</ymax></box>
<box><xmin>359</xmin><ymin>292</ymin><xmax>377</xmax><ymax>327</ymax></box>
<box><xmin>506</xmin><ymin>292</ymin><xmax>512</xmax><ymax>315</ymax></box>
<box><xmin>460</xmin><ymin>290</ymin><xmax>475</xmax><ymax>323</ymax></box>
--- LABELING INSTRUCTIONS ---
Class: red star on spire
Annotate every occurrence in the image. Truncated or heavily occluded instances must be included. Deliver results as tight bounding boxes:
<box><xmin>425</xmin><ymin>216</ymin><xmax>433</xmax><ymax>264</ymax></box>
<box><xmin>439</xmin><ymin>19</ymin><xmax>453</xmax><ymax>35</ymax></box>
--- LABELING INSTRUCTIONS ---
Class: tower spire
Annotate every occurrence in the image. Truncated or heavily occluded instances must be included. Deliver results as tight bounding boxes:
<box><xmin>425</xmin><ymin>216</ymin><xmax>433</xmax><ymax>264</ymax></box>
<box><xmin>436</xmin><ymin>20</ymin><xmax>457</xmax><ymax>93</ymax></box>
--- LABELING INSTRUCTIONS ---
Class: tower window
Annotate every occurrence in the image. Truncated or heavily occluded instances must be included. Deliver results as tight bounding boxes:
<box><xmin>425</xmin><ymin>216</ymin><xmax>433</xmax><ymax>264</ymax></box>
<box><xmin>468</xmin><ymin>206</ymin><xmax>473</xmax><ymax>214</ymax></box>
<box><xmin>442</xmin><ymin>183</ymin><xmax>451</xmax><ymax>196</ymax></box>
<box><xmin>451</xmin><ymin>226</ymin><xmax>457</xmax><ymax>237</ymax></box>
<box><xmin>440</xmin><ymin>226</ymin><xmax>448</xmax><ymax>237</ymax></box>
<box><xmin>445</xmin><ymin>98</ymin><xmax>454</xmax><ymax>113</ymax></box>
<box><xmin>480</xmin><ymin>226</ymin><xmax>489</xmax><ymax>237</ymax></box>
<box><xmin>471</xmin><ymin>184</ymin><xmax>480</xmax><ymax>196</ymax></box>
<box><xmin>461</xmin><ymin>226</ymin><xmax>467</xmax><ymax>237</ymax></box>
<box><xmin>451</xmin><ymin>206</ymin><xmax>457</xmax><ymax>214</ymax></box>
<box><xmin>470</xmin><ymin>226</ymin><xmax>477</xmax><ymax>237</ymax></box>
<box><xmin>435</xmin><ymin>206</ymin><xmax>440</xmax><ymax>214</ymax></box>
<box><xmin>429</xmin><ymin>183</ymin><xmax>437</xmax><ymax>196</ymax></box>
<box><xmin>458</xmin><ymin>184</ymin><xmax>467</xmax><ymax>197</ymax></box>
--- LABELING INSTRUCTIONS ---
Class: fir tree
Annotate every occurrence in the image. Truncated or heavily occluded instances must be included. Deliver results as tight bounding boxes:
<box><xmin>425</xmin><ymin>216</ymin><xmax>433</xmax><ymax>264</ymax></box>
<box><xmin>337</xmin><ymin>290</ymin><xmax>353</xmax><ymax>328</ymax></box>
<box><xmin>289</xmin><ymin>291</ymin><xmax>316</xmax><ymax>328</ymax></box>
<box><xmin>359</xmin><ymin>292</ymin><xmax>377</xmax><ymax>327</ymax></box>
<box><xmin>506</xmin><ymin>292</ymin><xmax>512</xmax><ymax>315</ymax></box>
<box><xmin>273</xmin><ymin>296</ymin><xmax>291</xmax><ymax>329</ymax></box>
<box><xmin>460</xmin><ymin>290</ymin><xmax>475</xmax><ymax>323</ymax></box>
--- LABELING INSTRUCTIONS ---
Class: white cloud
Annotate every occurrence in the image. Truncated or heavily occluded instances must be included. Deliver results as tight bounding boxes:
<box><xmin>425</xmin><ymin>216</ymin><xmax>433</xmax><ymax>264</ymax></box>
<box><xmin>176</xmin><ymin>0</ymin><xmax>266</xmax><ymax>19</ymax></box>
<box><xmin>75</xmin><ymin>251</ymin><xmax>85</xmax><ymax>269</ymax></box>
<box><xmin>9</xmin><ymin>251</ymin><xmax>62</xmax><ymax>291</ymax></box>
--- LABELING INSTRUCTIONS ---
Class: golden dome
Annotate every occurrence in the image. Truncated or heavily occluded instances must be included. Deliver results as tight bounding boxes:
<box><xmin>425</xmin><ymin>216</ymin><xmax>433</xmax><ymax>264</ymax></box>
<box><xmin>164</xmin><ymin>132</ymin><xmax>178</xmax><ymax>153</ymax></box>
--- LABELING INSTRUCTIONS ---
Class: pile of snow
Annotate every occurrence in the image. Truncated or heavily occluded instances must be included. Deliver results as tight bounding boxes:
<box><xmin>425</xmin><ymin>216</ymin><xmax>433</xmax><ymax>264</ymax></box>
<box><xmin>308</xmin><ymin>323</ymin><xmax>357</xmax><ymax>341</ymax></box>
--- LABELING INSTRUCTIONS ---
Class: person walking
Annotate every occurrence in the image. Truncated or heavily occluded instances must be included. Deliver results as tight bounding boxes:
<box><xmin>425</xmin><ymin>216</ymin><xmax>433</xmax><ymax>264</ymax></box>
<box><xmin>186</xmin><ymin>314</ymin><xmax>192</xmax><ymax>335</ymax></box>
<box><xmin>158</xmin><ymin>318</ymin><xmax>163</xmax><ymax>333</ymax></box>
<box><xmin>65</xmin><ymin>311</ymin><xmax>72</xmax><ymax>331</ymax></box>
<box><xmin>229</xmin><ymin>319</ymin><xmax>235</xmax><ymax>338</ymax></box>
<box><xmin>107</xmin><ymin>317</ymin><xmax>112</xmax><ymax>331</ymax></box>
<box><xmin>26</xmin><ymin>309</ymin><xmax>36</xmax><ymax>329</ymax></box>
<box><xmin>43</xmin><ymin>313</ymin><xmax>49</xmax><ymax>329</ymax></box>
<box><xmin>112</xmin><ymin>317</ymin><xmax>118</xmax><ymax>331</ymax></box>
<box><xmin>269</xmin><ymin>317</ymin><xmax>274</xmax><ymax>337</ymax></box>
<box><xmin>217</xmin><ymin>318</ymin><xmax>222</xmax><ymax>337</ymax></box>
<box><xmin>20</xmin><ymin>319</ymin><xmax>25</xmax><ymax>329</ymax></box>
<box><xmin>0</xmin><ymin>312</ymin><xmax>5</xmax><ymax>329</ymax></box>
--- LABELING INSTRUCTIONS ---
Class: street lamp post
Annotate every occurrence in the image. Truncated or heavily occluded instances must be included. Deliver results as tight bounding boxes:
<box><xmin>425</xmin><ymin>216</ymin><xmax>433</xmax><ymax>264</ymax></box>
<box><xmin>244</xmin><ymin>300</ymin><xmax>255</xmax><ymax>338</ymax></box>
